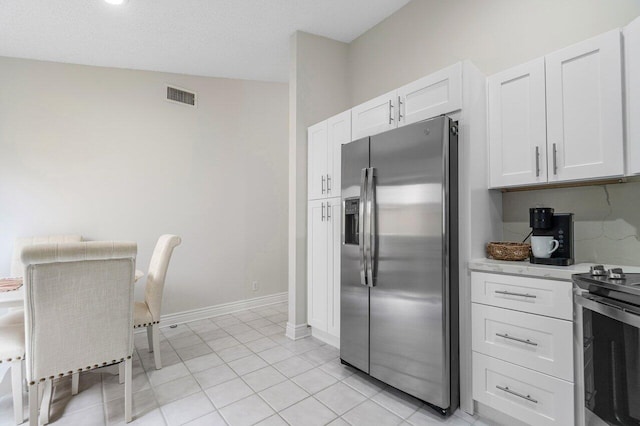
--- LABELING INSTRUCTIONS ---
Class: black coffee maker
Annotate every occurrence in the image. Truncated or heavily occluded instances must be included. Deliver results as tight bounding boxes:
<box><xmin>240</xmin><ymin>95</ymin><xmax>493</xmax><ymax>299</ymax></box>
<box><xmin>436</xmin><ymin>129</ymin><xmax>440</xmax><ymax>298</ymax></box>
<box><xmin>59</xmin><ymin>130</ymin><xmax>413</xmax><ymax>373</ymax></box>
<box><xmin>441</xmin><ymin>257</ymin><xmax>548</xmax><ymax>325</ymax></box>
<box><xmin>529</xmin><ymin>207</ymin><xmax>574</xmax><ymax>266</ymax></box>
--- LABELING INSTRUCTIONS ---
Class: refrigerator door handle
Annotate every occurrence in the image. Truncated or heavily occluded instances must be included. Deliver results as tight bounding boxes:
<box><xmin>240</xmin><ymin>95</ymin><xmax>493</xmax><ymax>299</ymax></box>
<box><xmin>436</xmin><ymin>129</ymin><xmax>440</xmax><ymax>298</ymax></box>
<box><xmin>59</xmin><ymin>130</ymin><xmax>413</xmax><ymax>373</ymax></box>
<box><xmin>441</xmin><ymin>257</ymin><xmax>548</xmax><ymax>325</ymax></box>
<box><xmin>367</xmin><ymin>167</ymin><xmax>376</xmax><ymax>287</ymax></box>
<box><xmin>359</xmin><ymin>168</ymin><xmax>368</xmax><ymax>286</ymax></box>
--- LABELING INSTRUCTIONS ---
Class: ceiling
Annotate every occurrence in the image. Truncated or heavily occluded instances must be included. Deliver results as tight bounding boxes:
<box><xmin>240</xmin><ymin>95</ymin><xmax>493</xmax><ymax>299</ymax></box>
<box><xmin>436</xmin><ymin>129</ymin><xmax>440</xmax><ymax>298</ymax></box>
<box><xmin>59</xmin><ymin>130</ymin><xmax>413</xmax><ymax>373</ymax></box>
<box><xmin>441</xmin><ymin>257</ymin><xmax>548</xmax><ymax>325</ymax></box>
<box><xmin>0</xmin><ymin>0</ymin><xmax>410</xmax><ymax>82</ymax></box>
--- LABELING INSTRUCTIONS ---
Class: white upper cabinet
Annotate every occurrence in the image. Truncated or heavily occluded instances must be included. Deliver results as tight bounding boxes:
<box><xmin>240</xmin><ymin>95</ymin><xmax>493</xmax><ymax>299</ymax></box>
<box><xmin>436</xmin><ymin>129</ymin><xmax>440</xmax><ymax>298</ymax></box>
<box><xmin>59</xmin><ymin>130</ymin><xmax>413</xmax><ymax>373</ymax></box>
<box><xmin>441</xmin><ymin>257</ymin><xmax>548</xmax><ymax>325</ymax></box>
<box><xmin>488</xmin><ymin>58</ymin><xmax>547</xmax><ymax>188</ymax></box>
<box><xmin>326</xmin><ymin>111</ymin><xmax>351</xmax><ymax>198</ymax></box>
<box><xmin>308</xmin><ymin>121</ymin><xmax>328</xmax><ymax>200</ymax></box>
<box><xmin>351</xmin><ymin>90</ymin><xmax>397</xmax><ymax>140</ymax></box>
<box><xmin>625</xmin><ymin>16</ymin><xmax>640</xmax><ymax>175</ymax></box>
<box><xmin>397</xmin><ymin>62</ymin><xmax>462</xmax><ymax>126</ymax></box>
<box><xmin>308</xmin><ymin>111</ymin><xmax>351</xmax><ymax>201</ymax></box>
<box><xmin>351</xmin><ymin>64</ymin><xmax>463</xmax><ymax>140</ymax></box>
<box><xmin>487</xmin><ymin>29</ymin><xmax>624</xmax><ymax>188</ymax></box>
<box><xmin>546</xmin><ymin>29</ymin><xmax>624</xmax><ymax>182</ymax></box>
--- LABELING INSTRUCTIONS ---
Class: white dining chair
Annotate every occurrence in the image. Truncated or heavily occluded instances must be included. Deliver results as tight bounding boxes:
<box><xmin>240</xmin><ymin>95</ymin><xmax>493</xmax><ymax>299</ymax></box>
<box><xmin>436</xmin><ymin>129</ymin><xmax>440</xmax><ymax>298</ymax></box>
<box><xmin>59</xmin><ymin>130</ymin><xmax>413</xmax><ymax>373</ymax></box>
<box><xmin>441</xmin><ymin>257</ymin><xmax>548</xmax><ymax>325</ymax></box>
<box><xmin>21</xmin><ymin>241</ymin><xmax>137</xmax><ymax>425</ymax></box>
<box><xmin>10</xmin><ymin>235</ymin><xmax>83</xmax><ymax>278</ymax></box>
<box><xmin>0</xmin><ymin>313</ymin><xmax>26</xmax><ymax>424</ymax></box>
<box><xmin>133</xmin><ymin>235</ymin><xmax>182</xmax><ymax>370</ymax></box>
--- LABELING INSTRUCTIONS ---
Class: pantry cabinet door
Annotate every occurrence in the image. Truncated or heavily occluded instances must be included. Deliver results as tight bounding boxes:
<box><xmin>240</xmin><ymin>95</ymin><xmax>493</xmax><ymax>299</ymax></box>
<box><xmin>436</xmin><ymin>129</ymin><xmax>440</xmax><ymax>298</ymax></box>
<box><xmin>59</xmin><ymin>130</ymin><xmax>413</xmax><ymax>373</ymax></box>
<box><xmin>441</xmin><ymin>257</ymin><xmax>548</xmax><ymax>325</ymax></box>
<box><xmin>308</xmin><ymin>121</ymin><xmax>329</xmax><ymax>200</ymax></box>
<box><xmin>397</xmin><ymin>62</ymin><xmax>462</xmax><ymax>127</ymax></box>
<box><xmin>307</xmin><ymin>200</ymin><xmax>328</xmax><ymax>331</ymax></box>
<box><xmin>327</xmin><ymin>111</ymin><xmax>351</xmax><ymax>198</ymax></box>
<box><xmin>545</xmin><ymin>29</ymin><xmax>624</xmax><ymax>182</ymax></box>
<box><xmin>488</xmin><ymin>58</ymin><xmax>547</xmax><ymax>188</ymax></box>
<box><xmin>625</xmin><ymin>16</ymin><xmax>640</xmax><ymax>175</ymax></box>
<box><xmin>351</xmin><ymin>90</ymin><xmax>397</xmax><ymax>140</ymax></box>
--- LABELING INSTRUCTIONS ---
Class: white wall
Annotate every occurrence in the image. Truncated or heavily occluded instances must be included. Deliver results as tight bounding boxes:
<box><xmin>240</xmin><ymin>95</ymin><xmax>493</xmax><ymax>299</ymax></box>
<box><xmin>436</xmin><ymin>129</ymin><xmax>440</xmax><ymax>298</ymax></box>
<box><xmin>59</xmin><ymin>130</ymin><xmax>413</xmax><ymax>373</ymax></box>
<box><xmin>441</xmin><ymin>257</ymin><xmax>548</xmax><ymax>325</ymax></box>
<box><xmin>0</xmin><ymin>56</ymin><xmax>289</xmax><ymax>315</ymax></box>
<box><xmin>348</xmin><ymin>0</ymin><xmax>640</xmax><ymax>105</ymax></box>
<box><xmin>288</xmin><ymin>32</ymin><xmax>350</xmax><ymax>333</ymax></box>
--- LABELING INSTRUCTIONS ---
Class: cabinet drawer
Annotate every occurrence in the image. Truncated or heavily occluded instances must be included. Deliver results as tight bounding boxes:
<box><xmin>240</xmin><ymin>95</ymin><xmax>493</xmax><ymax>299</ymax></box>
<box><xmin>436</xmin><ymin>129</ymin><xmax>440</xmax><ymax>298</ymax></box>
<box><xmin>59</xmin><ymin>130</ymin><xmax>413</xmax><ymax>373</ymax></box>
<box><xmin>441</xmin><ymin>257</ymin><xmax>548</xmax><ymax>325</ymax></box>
<box><xmin>472</xmin><ymin>304</ymin><xmax>573</xmax><ymax>381</ymax></box>
<box><xmin>471</xmin><ymin>272</ymin><xmax>572</xmax><ymax>320</ymax></box>
<box><xmin>473</xmin><ymin>352</ymin><xmax>574</xmax><ymax>426</ymax></box>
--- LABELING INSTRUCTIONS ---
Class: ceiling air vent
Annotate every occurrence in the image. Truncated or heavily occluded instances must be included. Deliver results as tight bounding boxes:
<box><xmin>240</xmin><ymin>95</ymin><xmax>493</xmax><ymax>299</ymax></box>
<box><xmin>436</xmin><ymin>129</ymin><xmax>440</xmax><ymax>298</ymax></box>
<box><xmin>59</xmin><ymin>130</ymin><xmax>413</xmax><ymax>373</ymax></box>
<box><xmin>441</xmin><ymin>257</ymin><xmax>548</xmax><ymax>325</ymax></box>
<box><xmin>166</xmin><ymin>85</ymin><xmax>196</xmax><ymax>107</ymax></box>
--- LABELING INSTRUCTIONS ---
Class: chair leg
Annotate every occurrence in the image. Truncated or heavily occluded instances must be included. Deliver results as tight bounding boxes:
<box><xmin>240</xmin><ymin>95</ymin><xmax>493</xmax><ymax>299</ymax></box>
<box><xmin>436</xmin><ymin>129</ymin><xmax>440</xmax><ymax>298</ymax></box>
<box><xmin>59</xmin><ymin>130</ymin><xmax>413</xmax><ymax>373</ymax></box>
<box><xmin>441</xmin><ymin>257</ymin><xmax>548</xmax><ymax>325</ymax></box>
<box><xmin>11</xmin><ymin>359</ymin><xmax>23</xmax><ymax>425</ymax></box>
<box><xmin>39</xmin><ymin>380</ymin><xmax>52</xmax><ymax>425</ymax></box>
<box><xmin>71</xmin><ymin>372</ymin><xmax>79</xmax><ymax>395</ymax></box>
<box><xmin>124</xmin><ymin>358</ymin><xmax>133</xmax><ymax>423</ymax></box>
<box><xmin>28</xmin><ymin>382</ymin><xmax>38</xmax><ymax>426</ymax></box>
<box><xmin>119</xmin><ymin>362</ymin><xmax>125</xmax><ymax>384</ymax></box>
<box><xmin>151</xmin><ymin>324</ymin><xmax>162</xmax><ymax>369</ymax></box>
<box><xmin>146</xmin><ymin>325</ymin><xmax>153</xmax><ymax>353</ymax></box>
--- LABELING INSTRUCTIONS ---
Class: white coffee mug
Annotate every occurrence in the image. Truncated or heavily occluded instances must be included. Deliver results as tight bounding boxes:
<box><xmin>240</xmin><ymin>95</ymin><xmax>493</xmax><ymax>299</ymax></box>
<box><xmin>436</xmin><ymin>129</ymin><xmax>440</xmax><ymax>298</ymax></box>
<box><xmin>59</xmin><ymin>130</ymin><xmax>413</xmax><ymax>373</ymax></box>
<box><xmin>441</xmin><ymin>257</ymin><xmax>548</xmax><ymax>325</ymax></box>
<box><xmin>531</xmin><ymin>236</ymin><xmax>560</xmax><ymax>258</ymax></box>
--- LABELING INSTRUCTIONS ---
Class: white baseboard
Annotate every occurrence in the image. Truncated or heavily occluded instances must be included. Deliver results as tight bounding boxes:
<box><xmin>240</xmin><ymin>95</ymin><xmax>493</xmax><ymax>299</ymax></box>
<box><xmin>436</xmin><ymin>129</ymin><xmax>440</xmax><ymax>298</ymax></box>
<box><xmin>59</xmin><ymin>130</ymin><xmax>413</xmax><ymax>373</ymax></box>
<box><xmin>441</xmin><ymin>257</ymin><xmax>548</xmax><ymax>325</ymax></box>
<box><xmin>154</xmin><ymin>292</ymin><xmax>288</xmax><ymax>329</ymax></box>
<box><xmin>285</xmin><ymin>322</ymin><xmax>311</xmax><ymax>340</ymax></box>
<box><xmin>310</xmin><ymin>327</ymin><xmax>340</xmax><ymax>349</ymax></box>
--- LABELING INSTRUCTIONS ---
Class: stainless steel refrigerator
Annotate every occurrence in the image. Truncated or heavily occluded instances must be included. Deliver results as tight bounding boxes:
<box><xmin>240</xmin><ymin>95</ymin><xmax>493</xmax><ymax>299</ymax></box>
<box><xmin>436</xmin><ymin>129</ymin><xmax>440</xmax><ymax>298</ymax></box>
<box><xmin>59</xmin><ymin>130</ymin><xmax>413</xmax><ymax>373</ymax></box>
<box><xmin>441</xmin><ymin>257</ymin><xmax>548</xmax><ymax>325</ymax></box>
<box><xmin>340</xmin><ymin>115</ymin><xmax>459</xmax><ymax>415</ymax></box>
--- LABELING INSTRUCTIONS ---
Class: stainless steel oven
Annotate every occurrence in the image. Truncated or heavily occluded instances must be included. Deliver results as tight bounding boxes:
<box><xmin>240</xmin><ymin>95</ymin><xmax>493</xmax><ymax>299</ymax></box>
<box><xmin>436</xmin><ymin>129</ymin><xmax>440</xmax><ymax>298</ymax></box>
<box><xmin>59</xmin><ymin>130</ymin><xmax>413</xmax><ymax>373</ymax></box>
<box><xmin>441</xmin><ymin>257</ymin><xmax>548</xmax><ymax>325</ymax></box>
<box><xmin>574</xmin><ymin>267</ymin><xmax>640</xmax><ymax>426</ymax></box>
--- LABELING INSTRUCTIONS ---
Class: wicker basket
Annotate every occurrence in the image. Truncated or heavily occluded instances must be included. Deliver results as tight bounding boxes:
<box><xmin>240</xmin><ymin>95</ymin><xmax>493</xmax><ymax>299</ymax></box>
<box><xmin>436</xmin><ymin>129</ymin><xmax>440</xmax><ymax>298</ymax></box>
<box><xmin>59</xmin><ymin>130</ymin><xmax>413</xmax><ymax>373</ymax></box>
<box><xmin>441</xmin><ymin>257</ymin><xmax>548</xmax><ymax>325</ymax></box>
<box><xmin>486</xmin><ymin>242</ymin><xmax>531</xmax><ymax>261</ymax></box>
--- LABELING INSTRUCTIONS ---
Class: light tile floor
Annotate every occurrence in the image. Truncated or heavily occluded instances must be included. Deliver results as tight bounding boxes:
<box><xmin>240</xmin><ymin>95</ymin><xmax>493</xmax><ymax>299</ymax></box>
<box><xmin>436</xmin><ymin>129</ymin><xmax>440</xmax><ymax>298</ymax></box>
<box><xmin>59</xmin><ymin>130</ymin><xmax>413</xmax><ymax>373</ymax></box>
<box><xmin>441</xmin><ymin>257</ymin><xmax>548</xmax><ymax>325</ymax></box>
<box><xmin>0</xmin><ymin>302</ymin><xmax>487</xmax><ymax>426</ymax></box>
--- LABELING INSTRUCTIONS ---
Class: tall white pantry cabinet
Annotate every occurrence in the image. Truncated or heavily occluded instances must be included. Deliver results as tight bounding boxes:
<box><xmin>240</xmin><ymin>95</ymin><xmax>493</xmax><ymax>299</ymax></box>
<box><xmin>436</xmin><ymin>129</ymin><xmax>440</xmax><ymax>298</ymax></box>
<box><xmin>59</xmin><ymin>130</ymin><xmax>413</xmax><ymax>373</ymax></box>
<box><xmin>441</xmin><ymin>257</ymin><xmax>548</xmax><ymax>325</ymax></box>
<box><xmin>307</xmin><ymin>111</ymin><xmax>350</xmax><ymax>346</ymax></box>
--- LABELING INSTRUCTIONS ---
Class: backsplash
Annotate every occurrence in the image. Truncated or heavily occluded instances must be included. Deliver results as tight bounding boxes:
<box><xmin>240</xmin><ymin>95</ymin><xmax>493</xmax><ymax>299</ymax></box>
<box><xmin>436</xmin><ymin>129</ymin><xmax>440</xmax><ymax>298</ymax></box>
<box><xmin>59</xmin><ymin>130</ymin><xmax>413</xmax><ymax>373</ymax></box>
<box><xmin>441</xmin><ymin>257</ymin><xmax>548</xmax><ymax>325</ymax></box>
<box><xmin>501</xmin><ymin>180</ymin><xmax>640</xmax><ymax>266</ymax></box>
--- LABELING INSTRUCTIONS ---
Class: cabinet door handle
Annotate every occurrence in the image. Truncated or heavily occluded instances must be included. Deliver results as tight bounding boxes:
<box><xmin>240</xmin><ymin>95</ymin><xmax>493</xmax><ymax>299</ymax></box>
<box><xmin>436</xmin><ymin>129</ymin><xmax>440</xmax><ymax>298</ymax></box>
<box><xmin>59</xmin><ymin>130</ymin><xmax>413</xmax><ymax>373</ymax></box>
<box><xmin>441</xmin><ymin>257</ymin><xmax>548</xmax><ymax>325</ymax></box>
<box><xmin>496</xmin><ymin>385</ymin><xmax>538</xmax><ymax>404</ymax></box>
<box><xmin>327</xmin><ymin>174</ymin><xmax>331</xmax><ymax>193</ymax></box>
<box><xmin>327</xmin><ymin>202</ymin><xmax>331</xmax><ymax>221</ymax></box>
<box><xmin>388</xmin><ymin>99</ymin><xmax>394</xmax><ymax>124</ymax></box>
<box><xmin>535</xmin><ymin>146</ymin><xmax>540</xmax><ymax>177</ymax></box>
<box><xmin>494</xmin><ymin>290</ymin><xmax>537</xmax><ymax>298</ymax></box>
<box><xmin>321</xmin><ymin>175</ymin><xmax>325</xmax><ymax>194</ymax></box>
<box><xmin>321</xmin><ymin>202</ymin><xmax>325</xmax><ymax>222</ymax></box>
<box><xmin>398</xmin><ymin>96</ymin><xmax>403</xmax><ymax>121</ymax></box>
<box><xmin>495</xmin><ymin>333</ymin><xmax>538</xmax><ymax>346</ymax></box>
<box><xmin>553</xmin><ymin>143</ymin><xmax>558</xmax><ymax>175</ymax></box>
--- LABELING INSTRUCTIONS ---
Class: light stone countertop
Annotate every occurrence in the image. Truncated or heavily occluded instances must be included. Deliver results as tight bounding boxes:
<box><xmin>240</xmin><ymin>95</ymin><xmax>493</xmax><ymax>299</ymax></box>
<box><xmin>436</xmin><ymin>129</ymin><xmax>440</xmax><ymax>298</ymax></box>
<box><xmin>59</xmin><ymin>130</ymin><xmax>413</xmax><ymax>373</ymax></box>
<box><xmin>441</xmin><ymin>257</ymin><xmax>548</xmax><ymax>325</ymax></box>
<box><xmin>469</xmin><ymin>258</ymin><xmax>640</xmax><ymax>281</ymax></box>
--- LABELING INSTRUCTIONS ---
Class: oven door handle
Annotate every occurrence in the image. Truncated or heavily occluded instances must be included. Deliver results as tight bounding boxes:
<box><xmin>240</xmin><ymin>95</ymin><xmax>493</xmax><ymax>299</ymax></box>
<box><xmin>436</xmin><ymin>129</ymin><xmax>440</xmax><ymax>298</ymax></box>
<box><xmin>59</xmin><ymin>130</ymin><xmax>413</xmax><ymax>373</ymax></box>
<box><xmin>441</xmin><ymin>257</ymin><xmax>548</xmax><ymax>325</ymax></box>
<box><xmin>575</xmin><ymin>293</ymin><xmax>640</xmax><ymax>329</ymax></box>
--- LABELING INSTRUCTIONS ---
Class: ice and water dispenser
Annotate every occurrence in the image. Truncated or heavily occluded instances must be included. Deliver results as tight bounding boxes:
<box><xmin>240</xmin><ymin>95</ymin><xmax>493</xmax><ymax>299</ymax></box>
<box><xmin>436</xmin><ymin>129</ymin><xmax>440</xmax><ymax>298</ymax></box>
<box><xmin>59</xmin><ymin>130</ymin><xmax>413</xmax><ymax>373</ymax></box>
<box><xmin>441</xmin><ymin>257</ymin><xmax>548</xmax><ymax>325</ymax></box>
<box><xmin>344</xmin><ymin>198</ymin><xmax>359</xmax><ymax>245</ymax></box>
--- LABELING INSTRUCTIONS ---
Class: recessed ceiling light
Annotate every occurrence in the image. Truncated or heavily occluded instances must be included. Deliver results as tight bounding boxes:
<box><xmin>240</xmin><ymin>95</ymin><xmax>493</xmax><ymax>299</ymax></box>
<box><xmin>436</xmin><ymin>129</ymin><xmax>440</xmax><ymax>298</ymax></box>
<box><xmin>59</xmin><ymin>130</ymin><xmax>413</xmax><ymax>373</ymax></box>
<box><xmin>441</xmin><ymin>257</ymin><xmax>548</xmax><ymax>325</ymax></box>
<box><xmin>104</xmin><ymin>0</ymin><xmax>128</xmax><ymax>5</ymax></box>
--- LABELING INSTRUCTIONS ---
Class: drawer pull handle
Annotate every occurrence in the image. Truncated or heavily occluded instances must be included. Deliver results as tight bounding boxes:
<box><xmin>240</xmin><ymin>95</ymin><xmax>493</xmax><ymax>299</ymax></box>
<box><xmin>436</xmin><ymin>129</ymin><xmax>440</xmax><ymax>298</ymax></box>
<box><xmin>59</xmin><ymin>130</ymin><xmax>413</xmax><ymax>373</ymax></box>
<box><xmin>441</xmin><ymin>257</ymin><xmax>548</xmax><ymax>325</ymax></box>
<box><xmin>494</xmin><ymin>290</ymin><xmax>537</xmax><ymax>298</ymax></box>
<box><xmin>496</xmin><ymin>333</ymin><xmax>538</xmax><ymax>346</ymax></box>
<box><xmin>496</xmin><ymin>385</ymin><xmax>538</xmax><ymax>404</ymax></box>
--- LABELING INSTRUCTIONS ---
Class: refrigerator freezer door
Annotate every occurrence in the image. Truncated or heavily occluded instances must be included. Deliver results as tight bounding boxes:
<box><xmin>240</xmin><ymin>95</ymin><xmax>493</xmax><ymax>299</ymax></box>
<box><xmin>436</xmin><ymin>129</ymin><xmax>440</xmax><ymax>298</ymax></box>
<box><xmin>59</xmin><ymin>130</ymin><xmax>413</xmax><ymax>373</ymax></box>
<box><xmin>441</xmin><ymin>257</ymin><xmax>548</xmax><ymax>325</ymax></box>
<box><xmin>369</xmin><ymin>116</ymin><xmax>451</xmax><ymax>408</ymax></box>
<box><xmin>340</xmin><ymin>137</ymin><xmax>371</xmax><ymax>373</ymax></box>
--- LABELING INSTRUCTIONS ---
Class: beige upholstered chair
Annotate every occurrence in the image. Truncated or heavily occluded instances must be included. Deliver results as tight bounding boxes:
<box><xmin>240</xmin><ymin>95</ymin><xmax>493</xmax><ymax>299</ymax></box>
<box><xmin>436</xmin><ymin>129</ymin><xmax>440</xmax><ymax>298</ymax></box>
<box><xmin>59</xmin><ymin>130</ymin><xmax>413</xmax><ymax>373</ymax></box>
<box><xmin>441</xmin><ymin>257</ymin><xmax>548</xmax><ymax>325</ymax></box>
<box><xmin>134</xmin><ymin>235</ymin><xmax>182</xmax><ymax>370</ymax></box>
<box><xmin>0</xmin><ymin>312</ymin><xmax>26</xmax><ymax>424</ymax></box>
<box><xmin>21</xmin><ymin>241</ymin><xmax>137</xmax><ymax>425</ymax></box>
<box><xmin>10</xmin><ymin>235</ymin><xmax>83</xmax><ymax>278</ymax></box>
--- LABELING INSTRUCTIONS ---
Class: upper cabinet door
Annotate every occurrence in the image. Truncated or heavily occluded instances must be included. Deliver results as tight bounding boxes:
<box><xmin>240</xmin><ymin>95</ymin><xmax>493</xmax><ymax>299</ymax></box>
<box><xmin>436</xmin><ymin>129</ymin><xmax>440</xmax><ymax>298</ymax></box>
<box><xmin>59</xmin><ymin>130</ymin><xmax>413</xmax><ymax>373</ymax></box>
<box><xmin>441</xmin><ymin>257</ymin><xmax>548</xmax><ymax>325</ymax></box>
<box><xmin>625</xmin><ymin>16</ymin><xmax>640</xmax><ymax>176</ymax></box>
<box><xmin>327</xmin><ymin>111</ymin><xmax>351</xmax><ymax>198</ymax></box>
<box><xmin>351</xmin><ymin>90</ymin><xmax>397</xmax><ymax>140</ymax></box>
<box><xmin>545</xmin><ymin>29</ymin><xmax>624</xmax><ymax>182</ymax></box>
<box><xmin>488</xmin><ymin>58</ymin><xmax>548</xmax><ymax>188</ymax></box>
<box><xmin>308</xmin><ymin>121</ymin><xmax>328</xmax><ymax>200</ymax></box>
<box><xmin>397</xmin><ymin>62</ymin><xmax>462</xmax><ymax>127</ymax></box>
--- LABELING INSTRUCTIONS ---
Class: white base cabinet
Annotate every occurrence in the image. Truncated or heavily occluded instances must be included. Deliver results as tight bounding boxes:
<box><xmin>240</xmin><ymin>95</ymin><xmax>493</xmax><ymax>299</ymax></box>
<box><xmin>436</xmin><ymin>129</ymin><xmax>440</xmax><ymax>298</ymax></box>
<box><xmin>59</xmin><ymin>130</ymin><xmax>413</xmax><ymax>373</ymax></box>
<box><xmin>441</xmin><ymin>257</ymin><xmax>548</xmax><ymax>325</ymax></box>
<box><xmin>488</xmin><ymin>29</ymin><xmax>624</xmax><ymax>188</ymax></box>
<box><xmin>307</xmin><ymin>198</ymin><xmax>341</xmax><ymax>340</ymax></box>
<box><xmin>473</xmin><ymin>353</ymin><xmax>574</xmax><ymax>426</ymax></box>
<box><xmin>471</xmin><ymin>271</ymin><xmax>574</xmax><ymax>425</ymax></box>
